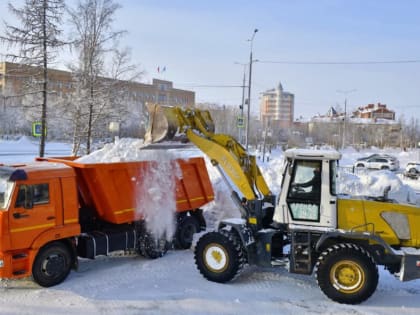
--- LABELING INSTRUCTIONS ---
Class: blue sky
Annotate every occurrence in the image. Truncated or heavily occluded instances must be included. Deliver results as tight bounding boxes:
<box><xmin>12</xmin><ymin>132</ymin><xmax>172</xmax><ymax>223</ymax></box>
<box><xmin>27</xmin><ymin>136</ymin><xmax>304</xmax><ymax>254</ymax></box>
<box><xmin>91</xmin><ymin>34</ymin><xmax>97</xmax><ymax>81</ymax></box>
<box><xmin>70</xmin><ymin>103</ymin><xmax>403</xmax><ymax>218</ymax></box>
<box><xmin>2</xmin><ymin>0</ymin><xmax>420</xmax><ymax>120</ymax></box>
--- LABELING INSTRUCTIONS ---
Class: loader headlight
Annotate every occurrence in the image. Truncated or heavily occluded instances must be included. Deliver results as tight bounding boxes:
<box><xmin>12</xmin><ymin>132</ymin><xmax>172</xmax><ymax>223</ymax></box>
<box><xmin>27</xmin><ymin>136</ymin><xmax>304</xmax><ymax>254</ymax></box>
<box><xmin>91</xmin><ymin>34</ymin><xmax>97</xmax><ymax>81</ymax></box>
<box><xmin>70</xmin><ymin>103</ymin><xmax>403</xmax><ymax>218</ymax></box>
<box><xmin>0</xmin><ymin>259</ymin><xmax>4</xmax><ymax>268</ymax></box>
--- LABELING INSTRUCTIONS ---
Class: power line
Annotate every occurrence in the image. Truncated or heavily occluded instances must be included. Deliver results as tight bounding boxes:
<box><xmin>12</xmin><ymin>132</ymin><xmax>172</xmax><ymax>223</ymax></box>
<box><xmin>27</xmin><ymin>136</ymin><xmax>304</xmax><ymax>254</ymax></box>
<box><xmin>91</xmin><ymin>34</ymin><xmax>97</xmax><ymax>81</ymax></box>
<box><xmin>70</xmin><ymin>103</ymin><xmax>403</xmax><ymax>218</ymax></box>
<box><xmin>177</xmin><ymin>84</ymin><xmax>245</xmax><ymax>88</ymax></box>
<box><xmin>258</xmin><ymin>59</ymin><xmax>420</xmax><ymax>65</ymax></box>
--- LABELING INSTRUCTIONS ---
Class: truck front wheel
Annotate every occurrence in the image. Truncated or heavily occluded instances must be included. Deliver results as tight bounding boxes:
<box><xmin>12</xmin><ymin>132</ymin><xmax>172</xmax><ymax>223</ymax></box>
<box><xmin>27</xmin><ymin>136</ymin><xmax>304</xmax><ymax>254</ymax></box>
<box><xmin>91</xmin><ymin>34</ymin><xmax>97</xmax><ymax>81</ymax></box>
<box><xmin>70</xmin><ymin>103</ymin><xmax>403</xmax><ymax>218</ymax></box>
<box><xmin>194</xmin><ymin>230</ymin><xmax>244</xmax><ymax>283</ymax></box>
<box><xmin>32</xmin><ymin>242</ymin><xmax>72</xmax><ymax>287</ymax></box>
<box><xmin>315</xmin><ymin>243</ymin><xmax>378</xmax><ymax>304</ymax></box>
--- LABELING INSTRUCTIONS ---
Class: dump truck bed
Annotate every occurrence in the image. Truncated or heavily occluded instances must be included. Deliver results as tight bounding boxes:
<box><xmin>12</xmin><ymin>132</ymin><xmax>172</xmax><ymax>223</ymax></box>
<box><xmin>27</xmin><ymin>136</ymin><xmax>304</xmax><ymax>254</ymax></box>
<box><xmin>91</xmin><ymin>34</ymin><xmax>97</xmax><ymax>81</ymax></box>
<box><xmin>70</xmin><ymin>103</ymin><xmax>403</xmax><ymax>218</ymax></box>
<box><xmin>40</xmin><ymin>156</ymin><xmax>214</xmax><ymax>224</ymax></box>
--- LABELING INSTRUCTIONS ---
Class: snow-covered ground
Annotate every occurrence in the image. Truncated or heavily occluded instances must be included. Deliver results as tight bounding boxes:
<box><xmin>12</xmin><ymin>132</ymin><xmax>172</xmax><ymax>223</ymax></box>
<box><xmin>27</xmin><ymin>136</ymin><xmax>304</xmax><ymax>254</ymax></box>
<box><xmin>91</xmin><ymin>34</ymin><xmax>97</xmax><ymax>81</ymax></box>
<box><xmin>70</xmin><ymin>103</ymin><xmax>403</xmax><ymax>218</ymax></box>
<box><xmin>1</xmin><ymin>136</ymin><xmax>420</xmax><ymax>314</ymax></box>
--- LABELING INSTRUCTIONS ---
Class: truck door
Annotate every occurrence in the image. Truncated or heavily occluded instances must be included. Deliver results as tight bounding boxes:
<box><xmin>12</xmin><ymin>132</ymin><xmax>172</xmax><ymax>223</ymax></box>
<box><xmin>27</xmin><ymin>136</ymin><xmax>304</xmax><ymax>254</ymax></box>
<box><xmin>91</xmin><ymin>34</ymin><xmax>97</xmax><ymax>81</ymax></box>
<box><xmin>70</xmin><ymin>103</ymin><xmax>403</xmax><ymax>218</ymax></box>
<box><xmin>9</xmin><ymin>181</ymin><xmax>57</xmax><ymax>249</ymax></box>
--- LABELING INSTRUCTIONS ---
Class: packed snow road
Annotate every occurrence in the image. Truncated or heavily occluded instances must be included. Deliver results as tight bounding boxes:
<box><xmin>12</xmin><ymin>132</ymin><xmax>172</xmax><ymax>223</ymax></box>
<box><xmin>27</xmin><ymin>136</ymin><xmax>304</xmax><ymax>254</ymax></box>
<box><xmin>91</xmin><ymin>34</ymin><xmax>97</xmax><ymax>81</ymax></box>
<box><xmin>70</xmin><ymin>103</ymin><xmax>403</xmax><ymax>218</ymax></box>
<box><xmin>0</xmin><ymin>249</ymin><xmax>420</xmax><ymax>315</ymax></box>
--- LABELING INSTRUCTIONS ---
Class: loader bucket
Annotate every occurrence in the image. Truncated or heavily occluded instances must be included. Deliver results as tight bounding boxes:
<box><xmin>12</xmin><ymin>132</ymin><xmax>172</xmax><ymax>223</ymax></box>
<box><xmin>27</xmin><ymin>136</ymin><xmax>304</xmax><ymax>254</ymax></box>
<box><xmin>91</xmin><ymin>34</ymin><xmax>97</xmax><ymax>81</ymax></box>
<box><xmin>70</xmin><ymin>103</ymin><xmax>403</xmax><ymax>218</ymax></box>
<box><xmin>144</xmin><ymin>104</ymin><xmax>180</xmax><ymax>143</ymax></box>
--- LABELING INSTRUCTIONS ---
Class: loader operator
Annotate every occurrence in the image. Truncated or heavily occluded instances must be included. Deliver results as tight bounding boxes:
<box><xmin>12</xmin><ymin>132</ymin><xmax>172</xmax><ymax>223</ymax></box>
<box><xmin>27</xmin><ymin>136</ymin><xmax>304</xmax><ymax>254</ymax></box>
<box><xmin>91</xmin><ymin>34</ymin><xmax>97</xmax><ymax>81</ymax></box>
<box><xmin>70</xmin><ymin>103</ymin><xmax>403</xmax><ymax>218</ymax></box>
<box><xmin>292</xmin><ymin>166</ymin><xmax>321</xmax><ymax>200</ymax></box>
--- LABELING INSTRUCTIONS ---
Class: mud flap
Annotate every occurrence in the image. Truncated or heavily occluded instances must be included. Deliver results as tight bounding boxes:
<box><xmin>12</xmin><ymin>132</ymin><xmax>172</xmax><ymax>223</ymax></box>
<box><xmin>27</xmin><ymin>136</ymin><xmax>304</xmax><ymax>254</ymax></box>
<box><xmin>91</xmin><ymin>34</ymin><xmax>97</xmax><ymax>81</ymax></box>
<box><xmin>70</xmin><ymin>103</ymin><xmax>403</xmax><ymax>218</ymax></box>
<box><xmin>400</xmin><ymin>255</ymin><xmax>420</xmax><ymax>281</ymax></box>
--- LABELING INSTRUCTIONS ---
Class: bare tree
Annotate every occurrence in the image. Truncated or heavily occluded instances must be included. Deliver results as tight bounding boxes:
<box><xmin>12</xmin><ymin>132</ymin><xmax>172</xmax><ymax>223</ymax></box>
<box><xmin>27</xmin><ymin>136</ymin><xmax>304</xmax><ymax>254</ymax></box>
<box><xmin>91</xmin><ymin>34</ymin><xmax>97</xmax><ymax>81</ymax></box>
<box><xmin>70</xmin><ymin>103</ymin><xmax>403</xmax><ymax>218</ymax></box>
<box><xmin>67</xmin><ymin>0</ymin><xmax>125</xmax><ymax>154</ymax></box>
<box><xmin>104</xmin><ymin>48</ymin><xmax>144</xmax><ymax>138</ymax></box>
<box><xmin>1</xmin><ymin>0</ymin><xmax>66</xmax><ymax>156</ymax></box>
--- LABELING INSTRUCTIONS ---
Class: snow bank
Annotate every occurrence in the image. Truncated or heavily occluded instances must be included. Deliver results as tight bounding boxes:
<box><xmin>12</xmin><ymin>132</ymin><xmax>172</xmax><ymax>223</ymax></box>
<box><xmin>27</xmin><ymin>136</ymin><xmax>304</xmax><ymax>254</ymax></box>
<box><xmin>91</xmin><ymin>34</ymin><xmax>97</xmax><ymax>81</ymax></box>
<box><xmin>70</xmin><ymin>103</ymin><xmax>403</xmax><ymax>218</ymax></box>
<box><xmin>339</xmin><ymin>170</ymin><xmax>420</xmax><ymax>204</ymax></box>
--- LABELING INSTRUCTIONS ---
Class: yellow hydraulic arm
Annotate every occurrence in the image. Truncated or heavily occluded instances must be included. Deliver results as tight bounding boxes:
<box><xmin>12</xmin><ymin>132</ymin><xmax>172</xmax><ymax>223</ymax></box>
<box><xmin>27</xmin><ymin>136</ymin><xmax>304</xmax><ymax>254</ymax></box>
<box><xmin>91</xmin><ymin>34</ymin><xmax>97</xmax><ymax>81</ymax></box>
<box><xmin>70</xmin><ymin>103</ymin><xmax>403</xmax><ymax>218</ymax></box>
<box><xmin>145</xmin><ymin>104</ymin><xmax>272</xmax><ymax>201</ymax></box>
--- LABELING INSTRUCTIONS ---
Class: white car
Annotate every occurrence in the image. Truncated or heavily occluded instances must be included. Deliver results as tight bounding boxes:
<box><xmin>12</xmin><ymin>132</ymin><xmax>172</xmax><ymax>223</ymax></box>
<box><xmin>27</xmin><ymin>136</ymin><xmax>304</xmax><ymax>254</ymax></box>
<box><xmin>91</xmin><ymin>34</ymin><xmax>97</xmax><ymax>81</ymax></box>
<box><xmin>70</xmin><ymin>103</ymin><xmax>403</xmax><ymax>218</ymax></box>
<box><xmin>403</xmin><ymin>162</ymin><xmax>420</xmax><ymax>179</ymax></box>
<box><xmin>354</xmin><ymin>156</ymin><xmax>400</xmax><ymax>171</ymax></box>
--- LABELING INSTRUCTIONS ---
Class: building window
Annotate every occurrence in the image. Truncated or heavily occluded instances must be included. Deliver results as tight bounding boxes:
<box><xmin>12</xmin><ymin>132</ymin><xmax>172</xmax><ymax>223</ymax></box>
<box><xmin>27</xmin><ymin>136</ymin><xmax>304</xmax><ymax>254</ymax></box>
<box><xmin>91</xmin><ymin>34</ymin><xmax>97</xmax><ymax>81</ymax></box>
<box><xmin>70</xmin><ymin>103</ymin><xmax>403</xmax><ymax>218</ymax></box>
<box><xmin>158</xmin><ymin>93</ymin><xmax>167</xmax><ymax>102</ymax></box>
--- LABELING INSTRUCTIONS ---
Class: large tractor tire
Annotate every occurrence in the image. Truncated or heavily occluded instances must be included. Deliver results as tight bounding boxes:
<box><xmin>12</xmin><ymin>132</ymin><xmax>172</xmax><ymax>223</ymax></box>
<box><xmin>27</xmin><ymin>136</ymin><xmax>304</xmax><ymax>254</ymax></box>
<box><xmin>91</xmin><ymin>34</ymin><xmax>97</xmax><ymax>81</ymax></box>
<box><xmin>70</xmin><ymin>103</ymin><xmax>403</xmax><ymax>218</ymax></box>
<box><xmin>315</xmin><ymin>243</ymin><xmax>379</xmax><ymax>304</ymax></box>
<box><xmin>174</xmin><ymin>215</ymin><xmax>200</xmax><ymax>249</ymax></box>
<box><xmin>194</xmin><ymin>230</ymin><xmax>245</xmax><ymax>283</ymax></box>
<box><xmin>32</xmin><ymin>242</ymin><xmax>73</xmax><ymax>287</ymax></box>
<box><xmin>138</xmin><ymin>232</ymin><xmax>169</xmax><ymax>259</ymax></box>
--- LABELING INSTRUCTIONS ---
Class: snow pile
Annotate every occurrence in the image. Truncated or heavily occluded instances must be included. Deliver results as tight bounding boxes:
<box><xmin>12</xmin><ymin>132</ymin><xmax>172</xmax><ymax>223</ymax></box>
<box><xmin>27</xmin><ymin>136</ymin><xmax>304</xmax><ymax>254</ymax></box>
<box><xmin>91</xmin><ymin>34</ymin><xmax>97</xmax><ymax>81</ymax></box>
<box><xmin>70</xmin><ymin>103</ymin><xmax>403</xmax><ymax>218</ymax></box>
<box><xmin>76</xmin><ymin>138</ymin><xmax>148</xmax><ymax>163</ymax></box>
<box><xmin>339</xmin><ymin>170</ymin><xmax>420</xmax><ymax>204</ymax></box>
<box><xmin>258</xmin><ymin>153</ymin><xmax>286</xmax><ymax>196</ymax></box>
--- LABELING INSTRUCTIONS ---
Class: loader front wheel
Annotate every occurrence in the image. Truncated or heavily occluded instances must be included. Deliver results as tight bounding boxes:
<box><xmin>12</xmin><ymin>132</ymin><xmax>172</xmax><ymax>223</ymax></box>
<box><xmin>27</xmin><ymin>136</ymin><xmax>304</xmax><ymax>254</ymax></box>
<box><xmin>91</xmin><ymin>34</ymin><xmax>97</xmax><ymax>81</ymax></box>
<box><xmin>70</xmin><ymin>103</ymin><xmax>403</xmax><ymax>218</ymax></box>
<box><xmin>194</xmin><ymin>231</ymin><xmax>244</xmax><ymax>283</ymax></box>
<box><xmin>32</xmin><ymin>242</ymin><xmax>72</xmax><ymax>287</ymax></box>
<box><xmin>315</xmin><ymin>243</ymin><xmax>378</xmax><ymax>304</ymax></box>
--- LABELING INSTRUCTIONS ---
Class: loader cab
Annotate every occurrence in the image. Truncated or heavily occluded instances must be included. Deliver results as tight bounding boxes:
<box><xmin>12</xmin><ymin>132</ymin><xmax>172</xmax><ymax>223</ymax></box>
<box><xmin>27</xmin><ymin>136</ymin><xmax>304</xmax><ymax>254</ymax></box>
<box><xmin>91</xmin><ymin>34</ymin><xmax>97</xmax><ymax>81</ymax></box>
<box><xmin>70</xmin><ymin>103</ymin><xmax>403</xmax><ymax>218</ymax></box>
<box><xmin>274</xmin><ymin>149</ymin><xmax>341</xmax><ymax>228</ymax></box>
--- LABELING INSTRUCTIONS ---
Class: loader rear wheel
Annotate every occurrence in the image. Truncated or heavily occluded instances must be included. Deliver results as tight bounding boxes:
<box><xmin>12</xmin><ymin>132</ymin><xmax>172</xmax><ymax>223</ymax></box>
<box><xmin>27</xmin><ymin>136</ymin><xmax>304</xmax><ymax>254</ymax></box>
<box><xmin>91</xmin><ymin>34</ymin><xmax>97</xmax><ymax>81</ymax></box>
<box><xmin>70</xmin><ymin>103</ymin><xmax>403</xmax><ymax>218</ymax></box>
<box><xmin>32</xmin><ymin>242</ymin><xmax>72</xmax><ymax>287</ymax></box>
<box><xmin>174</xmin><ymin>215</ymin><xmax>200</xmax><ymax>249</ymax></box>
<box><xmin>315</xmin><ymin>243</ymin><xmax>378</xmax><ymax>304</ymax></box>
<box><xmin>194</xmin><ymin>230</ymin><xmax>244</xmax><ymax>283</ymax></box>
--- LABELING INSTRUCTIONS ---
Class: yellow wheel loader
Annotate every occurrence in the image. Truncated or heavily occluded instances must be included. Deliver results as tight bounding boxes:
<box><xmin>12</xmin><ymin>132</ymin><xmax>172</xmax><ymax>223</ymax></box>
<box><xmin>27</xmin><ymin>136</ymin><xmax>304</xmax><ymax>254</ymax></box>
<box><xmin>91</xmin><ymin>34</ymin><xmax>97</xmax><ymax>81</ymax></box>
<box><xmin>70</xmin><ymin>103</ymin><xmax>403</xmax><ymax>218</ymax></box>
<box><xmin>146</xmin><ymin>104</ymin><xmax>420</xmax><ymax>305</ymax></box>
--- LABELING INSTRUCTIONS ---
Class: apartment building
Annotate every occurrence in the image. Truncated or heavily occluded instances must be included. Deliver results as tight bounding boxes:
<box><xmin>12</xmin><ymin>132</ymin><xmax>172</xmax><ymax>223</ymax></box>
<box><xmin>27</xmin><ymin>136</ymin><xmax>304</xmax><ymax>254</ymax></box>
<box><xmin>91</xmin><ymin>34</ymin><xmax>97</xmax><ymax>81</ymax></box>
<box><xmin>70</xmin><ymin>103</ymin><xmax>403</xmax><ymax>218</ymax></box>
<box><xmin>259</xmin><ymin>82</ymin><xmax>294</xmax><ymax>128</ymax></box>
<box><xmin>353</xmin><ymin>103</ymin><xmax>395</xmax><ymax>120</ymax></box>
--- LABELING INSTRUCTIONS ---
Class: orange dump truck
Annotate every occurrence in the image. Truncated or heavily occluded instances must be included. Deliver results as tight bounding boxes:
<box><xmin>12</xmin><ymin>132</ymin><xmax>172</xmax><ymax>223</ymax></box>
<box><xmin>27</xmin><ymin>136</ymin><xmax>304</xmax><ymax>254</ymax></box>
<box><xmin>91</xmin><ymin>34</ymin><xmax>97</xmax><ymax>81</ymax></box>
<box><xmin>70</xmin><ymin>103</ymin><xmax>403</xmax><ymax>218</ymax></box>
<box><xmin>0</xmin><ymin>156</ymin><xmax>214</xmax><ymax>287</ymax></box>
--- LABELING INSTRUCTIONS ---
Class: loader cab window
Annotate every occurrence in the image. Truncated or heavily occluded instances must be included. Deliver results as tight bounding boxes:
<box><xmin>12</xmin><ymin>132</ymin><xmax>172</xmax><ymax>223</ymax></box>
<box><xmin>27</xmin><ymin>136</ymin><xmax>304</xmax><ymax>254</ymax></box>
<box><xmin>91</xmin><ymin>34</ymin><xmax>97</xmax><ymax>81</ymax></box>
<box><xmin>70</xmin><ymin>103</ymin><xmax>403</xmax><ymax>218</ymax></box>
<box><xmin>287</xmin><ymin>160</ymin><xmax>322</xmax><ymax>222</ymax></box>
<box><xmin>15</xmin><ymin>183</ymin><xmax>50</xmax><ymax>208</ymax></box>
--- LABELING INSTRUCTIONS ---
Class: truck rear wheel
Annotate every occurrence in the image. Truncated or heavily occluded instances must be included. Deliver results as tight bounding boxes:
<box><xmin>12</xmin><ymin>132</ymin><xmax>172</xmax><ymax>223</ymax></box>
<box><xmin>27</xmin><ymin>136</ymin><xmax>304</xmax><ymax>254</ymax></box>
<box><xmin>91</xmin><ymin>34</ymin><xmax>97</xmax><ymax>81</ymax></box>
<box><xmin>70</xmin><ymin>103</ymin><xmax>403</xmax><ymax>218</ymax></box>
<box><xmin>32</xmin><ymin>242</ymin><xmax>72</xmax><ymax>287</ymax></box>
<box><xmin>315</xmin><ymin>243</ymin><xmax>378</xmax><ymax>304</ymax></box>
<box><xmin>138</xmin><ymin>232</ymin><xmax>169</xmax><ymax>259</ymax></box>
<box><xmin>194</xmin><ymin>230</ymin><xmax>244</xmax><ymax>283</ymax></box>
<box><xmin>174</xmin><ymin>215</ymin><xmax>200</xmax><ymax>249</ymax></box>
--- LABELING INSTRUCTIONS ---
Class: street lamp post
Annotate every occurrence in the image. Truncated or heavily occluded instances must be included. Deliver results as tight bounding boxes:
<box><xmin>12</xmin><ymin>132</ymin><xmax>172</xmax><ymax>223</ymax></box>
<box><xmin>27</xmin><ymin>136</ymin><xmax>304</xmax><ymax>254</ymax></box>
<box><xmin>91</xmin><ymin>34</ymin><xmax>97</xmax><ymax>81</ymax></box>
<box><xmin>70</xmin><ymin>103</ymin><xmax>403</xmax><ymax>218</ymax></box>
<box><xmin>234</xmin><ymin>62</ymin><xmax>247</xmax><ymax>144</ymax></box>
<box><xmin>245</xmin><ymin>28</ymin><xmax>258</xmax><ymax>151</ymax></box>
<box><xmin>336</xmin><ymin>89</ymin><xmax>356</xmax><ymax>149</ymax></box>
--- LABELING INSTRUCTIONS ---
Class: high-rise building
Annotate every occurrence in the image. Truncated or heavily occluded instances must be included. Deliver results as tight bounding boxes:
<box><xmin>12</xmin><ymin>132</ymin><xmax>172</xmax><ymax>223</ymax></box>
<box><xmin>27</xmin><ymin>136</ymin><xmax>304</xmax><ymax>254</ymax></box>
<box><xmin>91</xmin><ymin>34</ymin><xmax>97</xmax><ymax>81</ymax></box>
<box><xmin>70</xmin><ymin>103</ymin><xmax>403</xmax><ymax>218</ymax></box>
<box><xmin>259</xmin><ymin>82</ymin><xmax>294</xmax><ymax>128</ymax></box>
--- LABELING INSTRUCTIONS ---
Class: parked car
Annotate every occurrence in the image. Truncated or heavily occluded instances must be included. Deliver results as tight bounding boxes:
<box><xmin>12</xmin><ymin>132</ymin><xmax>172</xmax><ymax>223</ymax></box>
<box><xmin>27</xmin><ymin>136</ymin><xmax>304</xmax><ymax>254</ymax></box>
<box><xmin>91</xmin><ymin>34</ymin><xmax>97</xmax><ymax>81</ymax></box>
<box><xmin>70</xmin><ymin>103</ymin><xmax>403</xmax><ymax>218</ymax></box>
<box><xmin>403</xmin><ymin>162</ymin><xmax>420</xmax><ymax>179</ymax></box>
<box><xmin>354</xmin><ymin>155</ymin><xmax>400</xmax><ymax>171</ymax></box>
<box><xmin>356</xmin><ymin>153</ymin><xmax>398</xmax><ymax>163</ymax></box>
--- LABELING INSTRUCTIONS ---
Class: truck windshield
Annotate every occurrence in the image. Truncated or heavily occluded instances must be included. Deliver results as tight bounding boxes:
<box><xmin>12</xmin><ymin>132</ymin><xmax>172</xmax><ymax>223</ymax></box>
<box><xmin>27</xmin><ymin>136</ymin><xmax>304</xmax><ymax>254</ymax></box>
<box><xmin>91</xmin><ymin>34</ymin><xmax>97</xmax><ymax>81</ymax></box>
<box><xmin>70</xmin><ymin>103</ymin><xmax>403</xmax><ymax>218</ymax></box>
<box><xmin>0</xmin><ymin>175</ymin><xmax>14</xmax><ymax>209</ymax></box>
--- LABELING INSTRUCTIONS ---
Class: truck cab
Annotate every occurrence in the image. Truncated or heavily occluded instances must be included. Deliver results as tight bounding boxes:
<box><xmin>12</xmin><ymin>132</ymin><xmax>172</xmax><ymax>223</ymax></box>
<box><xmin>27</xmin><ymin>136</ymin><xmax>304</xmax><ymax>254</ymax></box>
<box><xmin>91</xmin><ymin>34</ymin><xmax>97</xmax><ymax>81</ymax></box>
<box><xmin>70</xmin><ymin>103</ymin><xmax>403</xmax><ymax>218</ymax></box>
<box><xmin>274</xmin><ymin>148</ymin><xmax>341</xmax><ymax>228</ymax></box>
<box><xmin>0</xmin><ymin>163</ymin><xmax>80</xmax><ymax>283</ymax></box>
